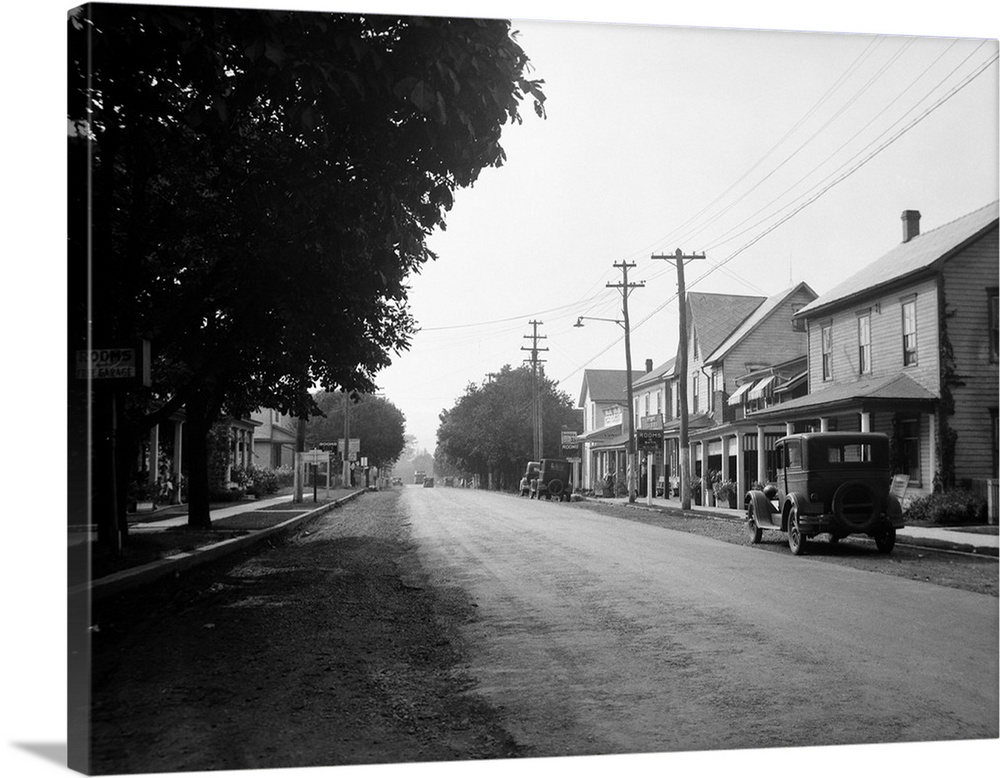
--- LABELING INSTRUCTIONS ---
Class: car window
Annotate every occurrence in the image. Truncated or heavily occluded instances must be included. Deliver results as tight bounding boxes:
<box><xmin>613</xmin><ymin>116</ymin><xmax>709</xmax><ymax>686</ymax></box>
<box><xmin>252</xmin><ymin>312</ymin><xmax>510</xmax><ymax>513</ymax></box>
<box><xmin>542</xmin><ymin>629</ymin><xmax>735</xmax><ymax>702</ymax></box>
<box><xmin>785</xmin><ymin>441</ymin><xmax>801</xmax><ymax>468</ymax></box>
<box><xmin>824</xmin><ymin>443</ymin><xmax>871</xmax><ymax>463</ymax></box>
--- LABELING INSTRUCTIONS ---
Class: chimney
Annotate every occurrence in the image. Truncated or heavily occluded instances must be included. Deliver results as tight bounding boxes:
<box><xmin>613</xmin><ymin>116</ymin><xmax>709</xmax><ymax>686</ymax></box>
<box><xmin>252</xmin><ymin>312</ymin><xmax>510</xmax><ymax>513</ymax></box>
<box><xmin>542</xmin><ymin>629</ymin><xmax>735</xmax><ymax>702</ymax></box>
<box><xmin>645</xmin><ymin>358</ymin><xmax>653</xmax><ymax>374</ymax></box>
<box><xmin>901</xmin><ymin>210</ymin><xmax>921</xmax><ymax>243</ymax></box>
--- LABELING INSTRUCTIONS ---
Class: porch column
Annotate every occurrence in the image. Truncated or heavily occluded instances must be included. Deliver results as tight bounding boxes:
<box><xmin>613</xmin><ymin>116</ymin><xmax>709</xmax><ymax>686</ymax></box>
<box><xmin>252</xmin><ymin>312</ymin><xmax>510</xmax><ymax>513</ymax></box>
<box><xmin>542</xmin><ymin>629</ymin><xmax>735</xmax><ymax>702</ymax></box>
<box><xmin>735</xmin><ymin>433</ymin><xmax>745</xmax><ymax>499</ymax></box>
<box><xmin>757</xmin><ymin>426</ymin><xmax>766</xmax><ymax>485</ymax></box>
<box><xmin>928</xmin><ymin>411</ymin><xmax>937</xmax><ymax>487</ymax></box>
<box><xmin>700</xmin><ymin>440</ymin><xmax>709</xmax><ymax>504</ymax></box>
<box><xmin>148</xmin><ymin>425</ymin><xmax>160</xmax><ymax>484</ymax></box>
<box><xmin>820</xmin><ymin>417</ymin><xmax>830</xmax><ymax>432</ymax></box>
<box><xmin>785</xmin><ymin>422</ymin><xmax>794</xmax><ymax>436</ymax></box>
<box><xmin>860</xmin><ymin>412</ymin><xmax>871</xmax><ymax>432</ymax></box>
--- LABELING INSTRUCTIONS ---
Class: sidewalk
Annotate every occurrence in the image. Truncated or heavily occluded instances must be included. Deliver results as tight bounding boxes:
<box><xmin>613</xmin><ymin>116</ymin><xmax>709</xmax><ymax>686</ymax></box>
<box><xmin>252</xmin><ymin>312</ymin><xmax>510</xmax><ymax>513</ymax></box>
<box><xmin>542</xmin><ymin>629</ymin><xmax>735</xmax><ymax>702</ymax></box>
<box><xmin>70</xmin><ymin>488</ymin><xmax>368</xmax><ymax>601</ymax></box>
<box><xmin>598</xmin><ymin>493</ymin><xmax>999</xmax><ymax>556</ymax></box>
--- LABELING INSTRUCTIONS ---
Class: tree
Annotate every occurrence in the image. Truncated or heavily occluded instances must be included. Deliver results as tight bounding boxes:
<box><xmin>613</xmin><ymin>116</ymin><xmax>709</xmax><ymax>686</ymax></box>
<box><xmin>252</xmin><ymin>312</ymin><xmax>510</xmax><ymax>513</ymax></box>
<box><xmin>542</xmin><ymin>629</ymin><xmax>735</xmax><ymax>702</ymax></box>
<box><xmin>435</xmin><ymin>366</ymin><xmax>580</xmax><ymax>490</ymax></box>
<box><xmin>304</xmin><ymin>391</ymin><xmax>407</xmax><ymax>470</ymax></box>
<box><xmin>68</xmin><ymin>6</ymin><xmax>545</xmax><ymax>537</ymax></box>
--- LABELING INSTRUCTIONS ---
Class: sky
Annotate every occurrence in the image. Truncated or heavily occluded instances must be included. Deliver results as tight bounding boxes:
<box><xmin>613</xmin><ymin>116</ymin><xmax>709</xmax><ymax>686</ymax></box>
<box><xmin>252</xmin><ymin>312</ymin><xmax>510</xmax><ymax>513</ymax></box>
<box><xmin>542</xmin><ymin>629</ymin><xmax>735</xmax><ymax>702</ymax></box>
<box><xmin>363</xmin><ymin>2</ymin><xmax>1000</xmax><ymax>454</ymax></box>
<box><xmin>3</xmin><ymin>3</ymin><xmax>999</xmax><ymax>778</ymax></box>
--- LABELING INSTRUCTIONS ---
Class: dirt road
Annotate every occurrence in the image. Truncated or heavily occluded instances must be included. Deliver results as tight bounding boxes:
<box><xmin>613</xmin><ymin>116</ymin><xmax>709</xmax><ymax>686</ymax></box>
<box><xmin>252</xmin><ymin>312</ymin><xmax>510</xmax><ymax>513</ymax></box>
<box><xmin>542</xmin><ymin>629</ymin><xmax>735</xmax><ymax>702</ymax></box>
<box><xmin>85</xmin><ymin>487</ymin><xmax>997</xmax><ymax>775</ymax></box>
<box><xmin>403</xmin><ymin>486</ymin><xmax>999</xmax><ymax>757</ymax></box>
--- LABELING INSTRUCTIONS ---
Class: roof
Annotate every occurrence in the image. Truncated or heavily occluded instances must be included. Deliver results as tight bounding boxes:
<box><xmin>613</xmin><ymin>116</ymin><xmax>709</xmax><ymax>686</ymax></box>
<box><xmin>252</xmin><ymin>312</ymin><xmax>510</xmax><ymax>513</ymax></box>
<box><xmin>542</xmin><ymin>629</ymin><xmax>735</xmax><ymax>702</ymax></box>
<box><xmin>749</xmin><ymin>373</ymin><xmax>938</xmax><ymax>421</ymax></box>
<box><xmin>577</xmin><ymin>422</ymin><xmax>625</xmax><ymax>444</ymax></box>
<box><xmin>703</xmin><ymin>282</ymin><xmax>817</xmax><ymax>364</ymax></box>
<box><xmin>577</xmin><ymin>369</ymin><xmax>630</xmax><ymax>407</ymax></box>
<box><xmin>797</xmin><ymin>201</ymin><xmax>999</xmax><ymax>318</ymax></box>
<box><xmin>687</xmin><ymin>292</ymin><xmax>766</xmax><ymax>358</ymax></box>
<box><xmin>632</xmin><ymin>356</ymin><xmax>677</xmax><ymax>390</ymax></box>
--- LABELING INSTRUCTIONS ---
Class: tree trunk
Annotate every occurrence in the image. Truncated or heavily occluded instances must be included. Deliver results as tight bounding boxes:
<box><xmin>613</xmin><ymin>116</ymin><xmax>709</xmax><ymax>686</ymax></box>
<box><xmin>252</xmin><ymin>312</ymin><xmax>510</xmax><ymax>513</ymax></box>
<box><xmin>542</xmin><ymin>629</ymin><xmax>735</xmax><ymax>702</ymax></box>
<box><xmin>185</xmin><ymin>395</ymin><xmax>215</xmax><ymax>529</ymax></box>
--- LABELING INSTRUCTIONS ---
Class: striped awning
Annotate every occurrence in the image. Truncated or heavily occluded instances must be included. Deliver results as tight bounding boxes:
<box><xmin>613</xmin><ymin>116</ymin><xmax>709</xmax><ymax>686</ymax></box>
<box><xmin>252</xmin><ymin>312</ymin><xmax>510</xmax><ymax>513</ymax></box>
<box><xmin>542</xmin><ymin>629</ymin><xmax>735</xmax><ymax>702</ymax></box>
<box><xmin>747</xmin><ymin>375</ymin><xmax>777</xmax><ymax>401</ymax></box>
<box><xmin>727</xmin><ymin>382</ymin><xmax>753</xmax><ymax>406</ymax></box>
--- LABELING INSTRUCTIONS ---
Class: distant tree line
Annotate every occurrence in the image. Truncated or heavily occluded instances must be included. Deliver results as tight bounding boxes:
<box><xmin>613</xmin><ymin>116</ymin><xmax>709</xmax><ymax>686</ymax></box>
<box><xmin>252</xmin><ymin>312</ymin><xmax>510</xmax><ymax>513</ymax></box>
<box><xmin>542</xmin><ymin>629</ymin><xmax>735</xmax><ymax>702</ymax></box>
<box><xmin>435</xmin><ymin>365</ymin><xmax>581</xmax><ymax>490</ymax></box>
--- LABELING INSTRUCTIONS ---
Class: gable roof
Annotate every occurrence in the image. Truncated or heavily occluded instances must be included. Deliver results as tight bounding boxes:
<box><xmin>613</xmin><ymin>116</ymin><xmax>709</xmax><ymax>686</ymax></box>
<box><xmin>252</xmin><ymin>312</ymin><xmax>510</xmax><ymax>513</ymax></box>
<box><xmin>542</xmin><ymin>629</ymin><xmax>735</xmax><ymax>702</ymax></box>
<box><xmin>632</xmin><ymin>356</ymin><xmax>677</xmax><ymax>390</ymax></box>
<box><xmin>577</xmin><ymin>369</ymin><xmax>630</xmax><ymax>407</ymax></box>
<box><xmin>796</xmin><ymin>201</ymin><xmax>999</xmax><ymax>319</ymax></box>
<box><xmin>687</xmin><ymin>292</ymin><xmax>766</xmax><ymax>358</ymax></box>
<box><xmin>703</xmin><ymin>282</ymin><xmax>817</xmax><ymax>364</ymax></box>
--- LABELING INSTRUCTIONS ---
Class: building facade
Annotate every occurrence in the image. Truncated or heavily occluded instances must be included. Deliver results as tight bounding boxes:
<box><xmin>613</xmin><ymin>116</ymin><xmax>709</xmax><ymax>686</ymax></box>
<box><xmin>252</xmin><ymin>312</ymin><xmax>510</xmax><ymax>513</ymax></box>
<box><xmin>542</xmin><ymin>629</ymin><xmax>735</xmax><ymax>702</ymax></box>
<box><xmin>751</xmin><ymin>203</ymin><xmax>999</xmax><ymax>508</ymax></box>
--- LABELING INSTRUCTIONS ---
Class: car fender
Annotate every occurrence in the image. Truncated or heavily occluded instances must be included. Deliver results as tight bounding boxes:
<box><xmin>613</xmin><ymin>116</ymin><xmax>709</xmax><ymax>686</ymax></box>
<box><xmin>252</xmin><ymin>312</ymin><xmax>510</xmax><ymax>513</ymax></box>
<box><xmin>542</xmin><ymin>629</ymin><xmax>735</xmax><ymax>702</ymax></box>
<box><xmin>782</xmin><ymin>492</ymin><xmax>811</xmax><ymax>531</ymax></box>
<box><xmin>745</xmin><ymin>490</ymin><xmax>779</xmax><ymax>527</ymax></box>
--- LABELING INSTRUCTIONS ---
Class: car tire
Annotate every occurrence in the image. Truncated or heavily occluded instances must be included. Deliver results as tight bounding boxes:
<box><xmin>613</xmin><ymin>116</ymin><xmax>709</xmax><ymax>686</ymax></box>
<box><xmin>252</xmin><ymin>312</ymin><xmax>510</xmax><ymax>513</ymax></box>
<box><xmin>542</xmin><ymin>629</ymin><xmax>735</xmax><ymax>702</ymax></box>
<box><xmin>745</xmin><ymin>500</ymin><xmax>762</xmax><ymax>544</ymax></box>
<box><xmin>832</xmin><ymin>481</ymin><xmax>880</xmax><ymax>532</ymax></box>
<box><xmin>874</xmin><ymin>526</ymin><xmax>896</xmax><ymax>554</ymax></box>
<box><xmin>788</xmin><ymin>508</ymin><xmax>807</xmax><ymax>556</ymax></box>
<box><xmin>548</xmin><ymin>479</ymin><xmax>564</xmax><ymax>497</ymax></box>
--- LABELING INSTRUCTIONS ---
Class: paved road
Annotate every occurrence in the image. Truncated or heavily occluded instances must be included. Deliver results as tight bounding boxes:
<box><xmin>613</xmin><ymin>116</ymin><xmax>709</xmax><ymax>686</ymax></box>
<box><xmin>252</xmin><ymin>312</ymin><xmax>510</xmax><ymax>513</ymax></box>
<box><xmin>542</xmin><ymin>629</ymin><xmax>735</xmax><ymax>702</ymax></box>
<box><xmin>403</xmin><ymin>486</ymin><xmax>998</xmax><ymax>757</ymax></box>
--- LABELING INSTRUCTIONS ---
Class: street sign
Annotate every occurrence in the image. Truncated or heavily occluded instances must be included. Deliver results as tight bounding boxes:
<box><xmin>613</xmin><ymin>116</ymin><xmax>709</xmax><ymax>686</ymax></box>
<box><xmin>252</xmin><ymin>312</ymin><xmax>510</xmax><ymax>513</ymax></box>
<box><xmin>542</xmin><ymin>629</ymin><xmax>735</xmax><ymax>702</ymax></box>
<box><xmin>561</xmin><ymin>431</ymin><xmax>580</xmax><ymax>449</ymax></box>
<box><xmin>301</xmin><ymin>449</ymin><xmax>329</xmax><ymax>465</ymax></box>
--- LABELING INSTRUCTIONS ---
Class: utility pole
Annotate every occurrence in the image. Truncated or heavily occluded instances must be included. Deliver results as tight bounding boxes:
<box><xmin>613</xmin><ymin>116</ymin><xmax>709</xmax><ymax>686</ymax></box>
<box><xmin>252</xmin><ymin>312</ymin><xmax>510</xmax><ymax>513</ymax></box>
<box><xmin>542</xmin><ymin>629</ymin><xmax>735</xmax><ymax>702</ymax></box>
<box><xmin>607</xmin><ymin>262</ymin><xmax>644</xmax><ymax>503</ymax></box>
<box><xmin>652</xmin><ymin>248</ymin><xmax>705</xmax><ymax>510</ymax></box>
<box><xmin>521</xmin><ymin>320</ymin><xmax>548</xmax><ymax>461</ymax></box>
<box><xmin>342</xmin><ymin>389</ymin><xmax>351</xmax><ymax>489</ymax></box>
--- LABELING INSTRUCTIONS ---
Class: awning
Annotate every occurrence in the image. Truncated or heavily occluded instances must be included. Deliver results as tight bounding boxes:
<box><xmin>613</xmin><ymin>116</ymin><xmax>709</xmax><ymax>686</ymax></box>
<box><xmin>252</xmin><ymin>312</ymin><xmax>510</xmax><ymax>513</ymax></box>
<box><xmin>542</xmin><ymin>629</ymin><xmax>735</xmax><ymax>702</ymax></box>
<box><xmin>727</xmin><ymin>382</ymin><xmax>753</xmax><ymax>406</ymax></box>
<box><xmin>747</xmin><ymin>375</ymin><xmax>777</xmax><ymax>401</ymax></box>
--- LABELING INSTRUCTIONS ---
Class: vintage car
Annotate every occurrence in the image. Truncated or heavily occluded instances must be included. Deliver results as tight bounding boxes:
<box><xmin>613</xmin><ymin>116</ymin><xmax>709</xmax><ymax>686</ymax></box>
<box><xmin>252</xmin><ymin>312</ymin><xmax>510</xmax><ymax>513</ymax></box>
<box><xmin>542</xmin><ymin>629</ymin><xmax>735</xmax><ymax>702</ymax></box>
<box><xmin>744</xmin><ymin>432</ymin><xmax>904</xmax><ymax>555</ymax></box>
<box><xmin>519</xmin><ymin>461</ymin><xmax>540</xmax><ymax>497</ymax></box>
<box><xmin>422</xmin><ymin>476</ymin><xmax>435</xmax><ymax>488</ymax></box>
<box><xmin>530</xmin><ymin>458</ymin><xmax>573</xmax><ymax>501</ymax></box>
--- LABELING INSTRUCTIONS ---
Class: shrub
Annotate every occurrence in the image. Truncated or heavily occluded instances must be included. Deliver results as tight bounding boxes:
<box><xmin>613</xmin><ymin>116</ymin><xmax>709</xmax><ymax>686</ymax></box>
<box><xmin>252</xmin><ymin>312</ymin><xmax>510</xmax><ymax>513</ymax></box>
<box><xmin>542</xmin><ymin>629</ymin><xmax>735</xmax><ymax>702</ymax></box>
<box><xmin>904</xmin><ymin>489</ymin><xmax>987</xmax><ymax>526</ymax></box>
<box><xmin>242</xmin><ymin>465</ymin><xmax>282</xmax><ymax>497</ymax></box>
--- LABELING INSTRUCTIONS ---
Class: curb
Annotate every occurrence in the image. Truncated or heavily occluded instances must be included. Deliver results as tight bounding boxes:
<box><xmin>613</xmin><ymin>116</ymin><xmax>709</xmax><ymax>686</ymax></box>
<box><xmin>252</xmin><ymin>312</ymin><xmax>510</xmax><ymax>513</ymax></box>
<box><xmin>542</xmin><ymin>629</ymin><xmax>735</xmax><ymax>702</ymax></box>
<box><xmin>71</xmin><ymin>489</ymin><xmax>367</xmax><ymax>603</ymax></box>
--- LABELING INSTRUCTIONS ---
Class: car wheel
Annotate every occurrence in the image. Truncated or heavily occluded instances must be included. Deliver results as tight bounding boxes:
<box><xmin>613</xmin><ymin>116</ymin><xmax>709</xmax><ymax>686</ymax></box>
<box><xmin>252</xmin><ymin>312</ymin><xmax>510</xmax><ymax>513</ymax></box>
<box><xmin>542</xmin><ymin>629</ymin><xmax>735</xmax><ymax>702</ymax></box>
<box><xmin>828</xmin><ymin>534</ymin><xmax>841</xmax><ymax>544</ymax></box>
<box><xmin>874</xmin><ymin>526</ymin><xmax>896</xmax><ymax>554</ymax></box>
<box><xmin>745</xmin><ymin>500</ymin><xmax>762</xmax><ymax>544</ymax></box>
<box><xmin>832</xmin><ymin>481</ymin><xmax>879</xmax><ymax>532</ymax></box>
<box><xmin>787</xmin><ymin>508</ymin><xmax>807</xmax><ymax>556</ymax></box>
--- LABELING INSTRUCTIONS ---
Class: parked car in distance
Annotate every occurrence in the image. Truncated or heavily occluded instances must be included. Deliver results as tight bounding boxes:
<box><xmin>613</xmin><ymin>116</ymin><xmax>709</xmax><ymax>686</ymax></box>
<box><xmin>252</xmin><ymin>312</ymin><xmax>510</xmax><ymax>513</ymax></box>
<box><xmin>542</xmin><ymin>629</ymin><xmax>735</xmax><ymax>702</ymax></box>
<box><xmin>520</xmin><ymin>461</ymin><xmax>540</xmax><ymax>497</ymax></box>
<box><xmin>414</xmin><ymin>470</ymin><xmax>426</xmax><ymax>485</ymax></box>
<box><xmin>391</xmin><ymin>477</ymin><xmax>403</xmax><ymax>486</ymax></box>
<box><xmin>531</xmin><ymin>458</ymin><xmax>573</xmax><ymax>501</ymax></box>
<box><xmin>423</xmin><ymin>476</ymin><xmax>435</xmax><ymax>488</ymax></box>
<box><xmin>744</xmin><ymin>432</ymin><xmax>904</xmax><ymax>555</ymax></box>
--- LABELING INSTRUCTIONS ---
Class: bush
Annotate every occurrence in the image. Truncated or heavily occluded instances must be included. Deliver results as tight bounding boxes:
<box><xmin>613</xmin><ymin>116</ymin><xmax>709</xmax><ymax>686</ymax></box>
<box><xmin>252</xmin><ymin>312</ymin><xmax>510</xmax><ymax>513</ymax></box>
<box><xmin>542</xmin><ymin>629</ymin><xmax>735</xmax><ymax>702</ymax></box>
<box><xmin>246</xmin><ymin>466</ymin><xmax>281</xmax><ymax>497</ymax></box>
<box><xmin>904</xmin><ymin>489</ymin><xmax>987</xmax><ymax>526</ymax></box>
<box><xmin>209</xmin><ymin>487</ymin><xmax>246</xmax><ymax>503</ymax></box>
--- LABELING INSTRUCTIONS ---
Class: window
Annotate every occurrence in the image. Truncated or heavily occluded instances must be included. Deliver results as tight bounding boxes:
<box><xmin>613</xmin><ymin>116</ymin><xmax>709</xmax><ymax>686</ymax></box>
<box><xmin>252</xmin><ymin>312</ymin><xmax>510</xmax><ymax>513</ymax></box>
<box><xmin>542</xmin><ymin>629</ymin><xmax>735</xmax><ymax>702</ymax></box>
<box><xmin>989</xmin><ymin>289</ymin><xmax>998</xmax><ymax>363</ymax></box>
<box><xmin>692</xmin><ymin>373</ymin><xmax>700</xmax><ymax>413</ymax></box>
<box><xmin>902</xmin><ymin>297</ymin><xmax>917</xmax><ymax>366</ymax></box>
<box><xmin>655</xmin><ymin>390</ymin><xmax>662</xmax><ymax>415</ymax></box>
<box><xmin>821</xmin><ymin>323</ymin><xmax>833</xmax><ymax>381</ymax></box>
<box><xmin>644</xmin><ymin>393</ymin><xmax>650</xmax><ymax>415</ymax></box>
<box><xmin>857</xmin><ymin>311</ymin><xmax>871</xmax><ymax>374</ymax></box>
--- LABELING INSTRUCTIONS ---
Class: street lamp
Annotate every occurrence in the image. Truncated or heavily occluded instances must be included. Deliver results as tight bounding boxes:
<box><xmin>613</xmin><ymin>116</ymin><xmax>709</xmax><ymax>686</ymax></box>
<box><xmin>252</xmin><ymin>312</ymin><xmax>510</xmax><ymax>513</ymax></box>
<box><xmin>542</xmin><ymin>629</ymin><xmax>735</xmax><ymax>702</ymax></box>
<box><xmin>574</xmin><ymin>316</ymin><xmax>623</xmax><ymax>329</ymax></box>
<box><xmin>574</xmin><ymin>314</ymin><xmax>639</xmax><ymax>503</ymax></box>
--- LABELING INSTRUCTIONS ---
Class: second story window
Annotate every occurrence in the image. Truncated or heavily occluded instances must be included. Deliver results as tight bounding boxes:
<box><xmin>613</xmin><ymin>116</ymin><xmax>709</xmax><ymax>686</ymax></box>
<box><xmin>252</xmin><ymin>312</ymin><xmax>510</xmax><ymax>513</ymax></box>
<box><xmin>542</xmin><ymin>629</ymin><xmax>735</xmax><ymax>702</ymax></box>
<box><xmin>821</xmin><ymin>323</ymin><xmax>833</xmax><ymax>381</ymax></box>
<box><xmin>902</xmin><ymin>297</ymin><xmax>917</xmax><ymax>366</ymax></box>
<box><xmin>857</xmin><ymin>312</ymin><xmax>871</xmax><ymax>374</ymax></box>
<box><xmin>692</xmin><ymin>373</ymin><xmax>700</xmax><ymax>414</ymax></box>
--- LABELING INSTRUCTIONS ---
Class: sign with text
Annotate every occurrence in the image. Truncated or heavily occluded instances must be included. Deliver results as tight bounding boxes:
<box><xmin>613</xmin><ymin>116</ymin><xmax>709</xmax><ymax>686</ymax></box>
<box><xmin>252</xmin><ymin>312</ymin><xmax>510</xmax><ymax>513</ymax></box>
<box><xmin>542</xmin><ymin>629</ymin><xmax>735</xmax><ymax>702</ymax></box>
<box><xmin>637</xmin><ymin>428</ymin><xmax>663</xmax><ymax>452</ymax></box>
<box><xmin>75</xmin><ymin>341</ymin><xmax>151</xmax><ymax>386</ymax></box>
<box><xmin>561</xmin><ymin>431</ymin><xmax>580</xmax><ymax>449</ymax></box>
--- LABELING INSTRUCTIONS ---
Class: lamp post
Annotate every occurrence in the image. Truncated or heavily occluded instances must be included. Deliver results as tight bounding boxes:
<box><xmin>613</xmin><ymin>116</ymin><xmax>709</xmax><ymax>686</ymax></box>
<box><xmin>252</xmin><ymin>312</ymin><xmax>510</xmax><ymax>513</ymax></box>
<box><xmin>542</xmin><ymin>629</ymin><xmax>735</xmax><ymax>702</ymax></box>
<box><xmin>574</xmin><ymin>314</ymin><xmax>638</xmax><ymax>503</ymax></box>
